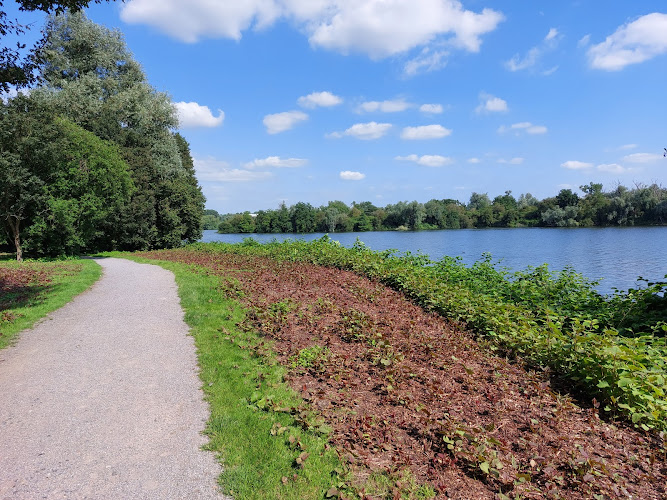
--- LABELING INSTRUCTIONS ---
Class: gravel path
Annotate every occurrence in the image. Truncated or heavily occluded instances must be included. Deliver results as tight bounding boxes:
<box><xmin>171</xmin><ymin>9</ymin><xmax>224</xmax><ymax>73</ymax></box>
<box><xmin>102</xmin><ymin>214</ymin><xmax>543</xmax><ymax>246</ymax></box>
<box><xmin>0</xmin><ymin>258</ymin><xmax>228</xmax><ymax>500</ymax></box>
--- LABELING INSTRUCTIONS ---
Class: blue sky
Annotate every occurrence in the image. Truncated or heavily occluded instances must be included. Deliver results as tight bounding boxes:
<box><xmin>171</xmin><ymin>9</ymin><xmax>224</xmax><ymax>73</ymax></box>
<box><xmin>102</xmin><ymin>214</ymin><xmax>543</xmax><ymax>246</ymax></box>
<box><xmin>8</xmin><ymin>1</ymin><xmax>667</xmax><ymax>213</ymax></box>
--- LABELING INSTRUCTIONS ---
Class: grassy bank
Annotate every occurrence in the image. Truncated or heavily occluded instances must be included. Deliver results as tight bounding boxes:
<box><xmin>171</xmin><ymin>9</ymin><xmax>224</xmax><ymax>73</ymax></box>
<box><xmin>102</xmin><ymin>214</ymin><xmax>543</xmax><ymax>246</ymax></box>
<box><xmin>183</xmin><ymin>238</ymin><xmax>667</xmax><ymax>433</ymax></box>
<box><xmin>0</xmin><ymin>258</ymin><xmax>101</xmax><ymax>350</ymax></box>
<box><xmin>111</xmin><ymin>253</ymin><xmax>345</xmax><ymax>499</ymax></box>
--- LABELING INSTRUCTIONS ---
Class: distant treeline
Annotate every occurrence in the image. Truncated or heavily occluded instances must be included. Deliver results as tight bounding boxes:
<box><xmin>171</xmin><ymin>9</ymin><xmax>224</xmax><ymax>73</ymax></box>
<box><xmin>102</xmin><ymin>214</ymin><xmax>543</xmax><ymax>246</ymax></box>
<box><xmin>209</xmin><ymin>182</ymin><xmax>667</xmax><ymax>234</ymax></box>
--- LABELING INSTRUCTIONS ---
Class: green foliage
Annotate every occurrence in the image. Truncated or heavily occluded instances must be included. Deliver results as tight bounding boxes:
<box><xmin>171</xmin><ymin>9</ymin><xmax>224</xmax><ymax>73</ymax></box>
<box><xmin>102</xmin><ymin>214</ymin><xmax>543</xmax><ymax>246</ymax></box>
<box><xmin>215</xmin><ymin>182</ymin><xmax>667</xmax><ymax>234</ymax></box>
<box><xmin>33</xmin><ymin>11</ymin><xmax>204</xmax><ymax>251</ymax></box>
<box><xmin>188</xmin><ymin>239</ymin><xmax>667</xmax><ymax>432</ymax></box>
<box><xmin>1</xmin><ymin>96</ymin><xmax>134</xmax><ymax>258</ymax></box>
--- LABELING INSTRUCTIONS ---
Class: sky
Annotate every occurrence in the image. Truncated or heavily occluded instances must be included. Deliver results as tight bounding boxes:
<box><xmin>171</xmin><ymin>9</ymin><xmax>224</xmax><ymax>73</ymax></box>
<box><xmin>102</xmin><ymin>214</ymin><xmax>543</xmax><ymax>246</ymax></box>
<box><xmin>6</xmin><ymin>1</ymin><xmax>667</xmax><ymax>213</ymax></box>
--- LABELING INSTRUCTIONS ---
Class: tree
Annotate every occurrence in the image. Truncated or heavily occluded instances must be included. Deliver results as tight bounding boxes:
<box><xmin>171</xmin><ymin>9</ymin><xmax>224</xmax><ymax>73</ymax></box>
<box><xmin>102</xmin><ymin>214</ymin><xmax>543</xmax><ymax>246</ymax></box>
<box><xmin>555</xmin><ymin>188</ymin><xmax>579</xmax><ymax>208</ymax></box>
<box><xmin>1</xmin><ymin>94</ymin><xmax>133</xmax><ymax>259</ymax></box>
<box><xmin>27</xmin><ymin>117</ymin><xmax>134</xmax><ymax>255</ymax></box>
<box><xmin>467</xmin><ymin>192</ymin><xmax>491</xmax><ymax>210</ymax></box>
<box><xmin>1</xmin><ymin>0</ymin><xmax>114</xmax><ymax>92</ymax></box>
<box><xmin>290</xmin><ymin>202</ymin><xmax>316</xmax><ymax>233</ymax></box>
<box><xmin>1</xmin><ymin>95</ymin><xmax>54</xmax><ymax>260</ymax></box>
<box><xmin>34</xmin><ymin>11</ymin><xmax>204</xmax><ymax>250</ymax></box>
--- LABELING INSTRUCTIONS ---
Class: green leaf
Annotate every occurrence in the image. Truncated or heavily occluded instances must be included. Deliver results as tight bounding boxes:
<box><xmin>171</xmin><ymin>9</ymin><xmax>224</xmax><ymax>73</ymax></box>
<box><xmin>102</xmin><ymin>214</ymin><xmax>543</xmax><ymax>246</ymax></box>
<box><xmin>479</xmin><ymin>461</ymin><xmax>490</xmax><ymax>474</ymax></box>
<box><xmin>596</xmin><ymin>380</ymin><xmax>610</xmax><ymax>389</ymax></box>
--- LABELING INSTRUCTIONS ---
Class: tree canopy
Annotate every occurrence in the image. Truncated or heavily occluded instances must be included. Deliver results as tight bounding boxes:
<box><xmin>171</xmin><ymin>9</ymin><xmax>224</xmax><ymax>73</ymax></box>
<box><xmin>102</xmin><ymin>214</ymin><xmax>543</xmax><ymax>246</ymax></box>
<box><xmin>0</xmin><ymin>0</ymin><xmax>114</xmax><ymax>92</ymax></box>
<box><xmin>1</xmin><ymin>10</ymin><xmax>205</xmax><ymax>259</ymax></box>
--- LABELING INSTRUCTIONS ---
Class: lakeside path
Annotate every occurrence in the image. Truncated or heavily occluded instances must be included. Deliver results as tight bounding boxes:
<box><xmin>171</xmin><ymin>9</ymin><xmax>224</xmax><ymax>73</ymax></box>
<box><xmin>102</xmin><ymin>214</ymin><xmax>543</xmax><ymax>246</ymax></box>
<box><xmin>0</xmin><ymin>258</ymin><xmax>228</xmax><ymax>499</ymax></box>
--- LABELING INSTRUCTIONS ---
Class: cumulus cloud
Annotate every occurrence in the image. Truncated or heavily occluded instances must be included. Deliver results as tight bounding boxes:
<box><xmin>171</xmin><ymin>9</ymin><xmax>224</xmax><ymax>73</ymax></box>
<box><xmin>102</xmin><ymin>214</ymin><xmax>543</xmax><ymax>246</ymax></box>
<box><xmin>475</xmin><ymin>92</ymin><xmax>508</xmax><ymax>114</ymax></box>
<box><xmin>195</xmin><ymin>157</ymin><xmax>272</xmax><ymax>182</ymax></box>
<box><xmin>401</xmin><ymin>124</ymin><xmax>452</xmax><ymax>140</ymax></box>
<box><xmin>505</xmin><ymin>27</ymin><xmax>562</xmax><ymax>72</ymax></box>
<box><xmin>497</xmin><ymin>157</ymin><xmax>524</xmax><ymax>165</ymax></box>
<box><xmin>467</xmin><ymin>157</ymin><xmax>481</xmax><ymax>164</ymax></box>
<box><xmin>588</xmin><ymin>13</ymin><xmax>667</xmax><ymax>70</ymax></box>
<box><xmin>174</xmin><ymin>101</ymin><xmax>225</xmax><ymax>128</ymax></box>
<box><xmin>121</xmin><ymin>0</ymin><xmax>503</xmax><ymax>63</ymax></box>
<box><xmin>622</xmin><ymin>152</ymin><xmax>662</xmax><ymax>163</ymax></box>
<box><xmin>395</xmin><ymin>154</ymin><xmax>454</xmax><ymax>167</ymax></box>
<box><xmin>263</xmin><ymin>110</ymin><xmax>308</xmax><ymax>134</ymax></box>
<box><xmin>244</xmin><ymin>156</ymin><xmax>308</xmax><ymax>169</ymax></box>
<box><xmin>420</xmin><ymin>103</ymin><xmax>444</xmax><ymax>114</ymax></box>
<box><xmin>328</xmin><ymin>122</ymin><xmax>392</xmax><ymax>140</ymax></box>
<box><xmin>561</xmin><ymin>160</ymin><xmax>593</xmax><ymax>170</ymax></box>
<box><xmin>358</xmin><ymin>99</ymin><xmax>410</xmax><ymax>113</ymax></box>
<box><xmin>597</xmin><ymin>163</ymin><xmax>626</xmax><ymax>174</ymax></box>
<box><xmin>498</xmin><ymin>122</ymin><xmax>547</xmax><ymax>135</ymax></box>
<box><xmin>297</xmin><ymin>91</ymin><xmax>343</xmax><ymax>109</ymax></box>
<box><xmin>340</xmin><ymin>170</ymin><xmax>366</xmax><ymax>180</ymax></box>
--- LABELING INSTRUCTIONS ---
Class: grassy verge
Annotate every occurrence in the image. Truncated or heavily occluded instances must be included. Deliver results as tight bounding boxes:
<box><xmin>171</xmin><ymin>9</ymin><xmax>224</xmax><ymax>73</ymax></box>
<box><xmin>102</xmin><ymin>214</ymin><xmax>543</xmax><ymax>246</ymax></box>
<box><xmin>0</xmin><ymin>258</ymin><xmax>101</xmax><ymax>350</ymax></box>
<box><xmin>109</xmin><ymin>253</ymin><xmax>344</xmax><ymax>499</ymax></box>
<box><xmin>183</xmin><ymin>239</ymin><xmax>667</xmax><ymax>433</ymax></box>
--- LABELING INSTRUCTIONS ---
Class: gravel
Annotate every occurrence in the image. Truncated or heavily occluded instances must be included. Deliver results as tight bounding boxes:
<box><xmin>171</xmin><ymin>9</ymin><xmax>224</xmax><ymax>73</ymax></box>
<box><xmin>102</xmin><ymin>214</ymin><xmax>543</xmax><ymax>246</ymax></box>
<box><xmin>0</xmin><ymin>258</ymin><xmax>230</xmax><ymax>500</ymax></box>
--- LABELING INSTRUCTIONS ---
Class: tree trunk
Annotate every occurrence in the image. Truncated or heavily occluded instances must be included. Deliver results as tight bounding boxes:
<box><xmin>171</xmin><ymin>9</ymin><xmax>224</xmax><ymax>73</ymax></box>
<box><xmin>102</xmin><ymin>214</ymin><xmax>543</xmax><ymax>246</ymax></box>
<box><xmin>7</xmin><ymin>218</ymin><xmax>22</xmax><ymax>262</ymax></box>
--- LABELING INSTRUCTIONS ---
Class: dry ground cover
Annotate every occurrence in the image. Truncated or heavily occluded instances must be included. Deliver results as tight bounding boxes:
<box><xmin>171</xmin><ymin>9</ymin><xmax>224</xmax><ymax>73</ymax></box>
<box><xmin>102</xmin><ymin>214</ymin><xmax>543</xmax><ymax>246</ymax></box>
<box><xmin>140</xmin><ymin>248</ymin><xmax>666</xmax><ymax>499</ymax></box>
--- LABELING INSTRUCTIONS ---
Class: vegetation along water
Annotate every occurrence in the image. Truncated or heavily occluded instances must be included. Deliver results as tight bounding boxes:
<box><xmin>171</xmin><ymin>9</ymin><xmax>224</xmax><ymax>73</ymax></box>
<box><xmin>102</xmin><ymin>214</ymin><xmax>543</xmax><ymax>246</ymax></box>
<box><xmin>130</xmin><ymin>240</ymin><xmax>667</xmax><ymax>499</ymax></box>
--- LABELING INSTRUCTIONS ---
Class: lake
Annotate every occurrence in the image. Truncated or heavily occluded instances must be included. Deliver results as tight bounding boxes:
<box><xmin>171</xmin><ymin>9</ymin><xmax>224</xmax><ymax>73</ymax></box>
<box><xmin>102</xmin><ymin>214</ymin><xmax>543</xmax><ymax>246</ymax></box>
<box><xmin>200</xmin><ymin>227</ymin><xmax>667</xmax><ymax>295</ymax></box>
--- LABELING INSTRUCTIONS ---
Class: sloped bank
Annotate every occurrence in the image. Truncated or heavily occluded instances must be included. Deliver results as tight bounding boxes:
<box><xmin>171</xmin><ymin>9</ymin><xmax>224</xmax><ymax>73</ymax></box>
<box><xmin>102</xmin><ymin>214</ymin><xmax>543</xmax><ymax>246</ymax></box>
<box><xmin>137</xmin><ymin>242</ymin><xmax>666</xmax><ymax>499</ymax></box>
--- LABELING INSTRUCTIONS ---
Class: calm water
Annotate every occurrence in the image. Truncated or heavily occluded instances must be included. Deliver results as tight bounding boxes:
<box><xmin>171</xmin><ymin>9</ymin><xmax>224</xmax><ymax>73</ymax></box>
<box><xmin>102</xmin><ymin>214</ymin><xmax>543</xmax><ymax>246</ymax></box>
<box><xmin>200</xmin><ymin>227</ymin><xmax>667</xmax><ymax>295</ymax></box>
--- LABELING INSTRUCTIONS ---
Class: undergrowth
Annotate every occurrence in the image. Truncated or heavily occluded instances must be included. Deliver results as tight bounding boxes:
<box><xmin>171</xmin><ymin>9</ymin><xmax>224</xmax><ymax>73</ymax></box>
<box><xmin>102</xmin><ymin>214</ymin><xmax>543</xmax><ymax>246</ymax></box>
<box><xmin>185</xmin><ymin>238</ymin><xmax>667</xmax><ymax>433</ymax></box>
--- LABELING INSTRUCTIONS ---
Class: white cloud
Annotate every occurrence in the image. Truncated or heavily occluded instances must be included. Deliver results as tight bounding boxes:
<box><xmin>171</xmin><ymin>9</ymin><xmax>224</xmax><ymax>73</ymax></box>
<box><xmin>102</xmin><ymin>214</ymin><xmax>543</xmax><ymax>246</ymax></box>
<box><xmin>358</xmin><ymin>99</ymin><xmax>410</xmax><ymax>113</ymax></box>
<box><xmin>244</xmin><ymin>156</ymin><xmax>308</xmax><ymax>169</ymax></box>
<box><xmin>395</xmin><ymin>154</ymin><xmax>454</xmax><ymax>167</ymax></box>
<box><xmin>475</xmin><ymin>92</ymin><xmax>508</xmax><ymax>114</ymax></box>
<box><xmin>619</xmin><ymin>143</ymin><xmax>638</xmax><ymax>150</ymax></box>
<box><xmin>622</xmin><ymin>152</ymin><xmax>662</xmax><ymax>163</ymax></box>
<box><xmin>505</xmin><ymin>27</ymin><xmax>562</xmax><ymax>72</ymax></box>
<box><xmin>597</xmin><ymin>163</ymin><xmax>626</xmax><ymax>174</ymax></box>
<box><xmin>195</xmin><ymin>157</ymin><xmax>272</xmax><ymax>182</ymax></box>
<box><xmin>588</xmin><ymin>13</ymin><xmax>667</xmax><ymax>71</ymax></box>
<box><xmin>401</xmin><ymin>124</ymin><xmax>452</xmax><ymax>140</ymax></box>
<box><xmin>174</xmin><ymin>101</ymin><xmax>224</xmax><ymax>128</ymax></box>
<box><xmin>263</xmin><ymin>110</ymin><xmax>308</xmax><ymax>134</ymax></box>
<box><xmin>404</xmin><ymin>47</ymin><xmax>449</xmax><ymax>76</ymax></box>
<box><xmin>497</xmin><ymin>157</ymin><xmax>524</xmax><ymax>165</ymax></box>
<box><xmin>340</xmin><ymin>170</ymin><xmax>366</xmax><ymax>181</ymax></box>
<box><xmin>561</xmin><ymin>160</ymin><xmax>593</xmax><ymax>170</ymax></box>
<box><xmin>578</xmin><ymin>34</ymin><xmax>591</xmax><ymax>48</ymax></box>
<box><xmin>297</xmin><ymin>91</ymin><xmax>343</xmax><ymax>109</ymax></box>
<box><xmin>121</xmin><ymin>0</ymin><xmax>503</xmax><ymax>63</ymax></box>
<box><xmin>467</xmin><ymin>157</ymin><xmax>481</xmax><ymax>164</ymax></box>
<box><xmin>419</xmin><ymin>103</ymin><xmax>444</xmax><ymax>114</ymax></box>
<box><xmin>498</xmin><ymin>122</ymin><xmax>548</xmax><ymax>135</ymax></box>
<box><xmin>328</xmin><ymin>121</ymin><xmax>392</xmax><ymax>140</ymax></box>
<box><xmin>542</xmin><ymin>65</ymin><xmax>558</xmax><ymax>76</ymax></box>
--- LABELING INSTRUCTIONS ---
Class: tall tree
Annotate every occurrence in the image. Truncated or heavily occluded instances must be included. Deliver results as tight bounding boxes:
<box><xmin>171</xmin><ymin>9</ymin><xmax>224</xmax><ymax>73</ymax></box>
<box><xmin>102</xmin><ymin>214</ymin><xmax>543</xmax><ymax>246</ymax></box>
<box><xmin>1</xmin><ymin>0</ymin><xmax>114</xmax><ymax>92</ymax></box>
<box><xmin>34</xmin><ymin>11</ymin><xmax>204</xmax><ymax>250</ymax></box>
<box><xmin>1</xmin><ymin>94</ymin><xmax>133</xmax><ymax>259</ymax></box>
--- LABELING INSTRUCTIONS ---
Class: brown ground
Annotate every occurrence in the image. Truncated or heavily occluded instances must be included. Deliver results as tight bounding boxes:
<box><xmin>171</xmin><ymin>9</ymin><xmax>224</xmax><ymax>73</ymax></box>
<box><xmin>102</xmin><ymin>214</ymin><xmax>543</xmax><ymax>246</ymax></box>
<box><xmin>141</xmin><ymin>249</ymin><xmax>667</xmax><ymax>499</ymax></box>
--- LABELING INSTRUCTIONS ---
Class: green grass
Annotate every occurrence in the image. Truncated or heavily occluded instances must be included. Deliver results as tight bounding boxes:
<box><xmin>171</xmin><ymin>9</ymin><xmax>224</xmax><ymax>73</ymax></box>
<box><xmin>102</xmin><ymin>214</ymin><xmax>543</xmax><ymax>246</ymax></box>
<box><xmin>109</xmin><ymin>252</ymin><xmax>344</xmax><ymax>499</ymax></box>
<box><xmin>0</xmin><ymin>258</ymin><xmax>101</xmax><ymax>350</ymax></box>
